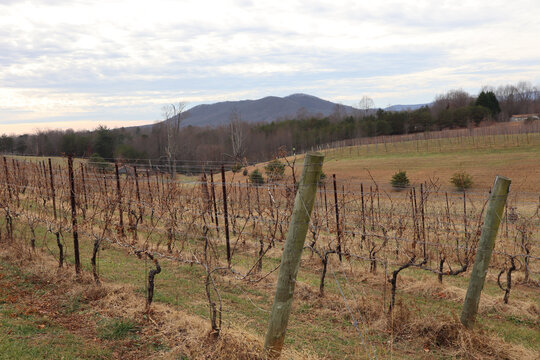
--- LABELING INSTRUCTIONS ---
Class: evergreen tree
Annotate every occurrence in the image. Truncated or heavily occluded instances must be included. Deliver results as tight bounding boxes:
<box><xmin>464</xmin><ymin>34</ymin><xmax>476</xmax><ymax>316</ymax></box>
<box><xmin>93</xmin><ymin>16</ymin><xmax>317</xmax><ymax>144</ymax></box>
<box><xmin>475</xmin><ymin>91</ymin><xmax>501</xmax><ymax>118</ymax></box>
<box><xmin>94</xmin><ymin>126</ymin><xmax>115</xmax><ymax>160</ymax></box>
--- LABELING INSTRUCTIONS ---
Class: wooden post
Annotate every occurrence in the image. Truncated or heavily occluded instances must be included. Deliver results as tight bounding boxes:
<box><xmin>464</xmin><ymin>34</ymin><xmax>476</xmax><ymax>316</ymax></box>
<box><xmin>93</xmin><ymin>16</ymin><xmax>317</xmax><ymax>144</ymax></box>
<box><xmin>221</xmin><ymin>165</ymin><xmax>231</xmax><ymax>266</ymax></box>
<box><xmin>146</xmin><ymin>168</ymin><xmax>153</xmax><ymax>204</ymax></box>
<box><xmin>80</xmin><ymin>163</ymin><xmax>88</xmax><ymax>211</ymax></box>
<box><xmin>460</xmin><ymin>175</ymin><xmax>511</xmax><ymax>328</ymax></box>
<box><xmin>115</xmin><ymin>162</ymin><xmax>125</xmax><ymax>237</ymax></box>
<box><xmin>3</xmin><ymin>157</ymin><xmax>12</xmax><ymax>201</ymax></box>
<box><xmin>332</xmin><ymin>174</ymin><xmax>342</xmax><ymax>261</ymax></box>
<box><xmin>210</xmin><ymin>170</ymin><xmax>219</xmax><ymax>232</ymax></box>
<box><xmin>264</xmin><ymin>153</ymin><xmax>324</xmax><ymax>358</ymax></box>
<box><xmin>360</xmin><ymin>183</ymin><xmax>366</xmax><ymax>246</ymax></box>
<box><xmin>49</xmin><ymin>159</ymin><xmax>63</xmax><ymax>267</ymax></box>
<box><xmin>134</xmin><ymin>166</ymin><xmax>143</xmax><ymax>223</ymax></box>
<box><xmin>68</xmin><ymin>155</ymin><xmax>81</xmax><ymax>275</ymax></box>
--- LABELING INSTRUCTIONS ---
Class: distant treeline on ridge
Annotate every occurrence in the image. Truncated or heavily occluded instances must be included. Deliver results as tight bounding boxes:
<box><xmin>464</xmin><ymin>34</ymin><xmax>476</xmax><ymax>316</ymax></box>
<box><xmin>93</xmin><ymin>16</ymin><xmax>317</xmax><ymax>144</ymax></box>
<box><xmin>1</xmin><ymin>82</ymin><xmax>539</xmax><ymax>170</ymax></box>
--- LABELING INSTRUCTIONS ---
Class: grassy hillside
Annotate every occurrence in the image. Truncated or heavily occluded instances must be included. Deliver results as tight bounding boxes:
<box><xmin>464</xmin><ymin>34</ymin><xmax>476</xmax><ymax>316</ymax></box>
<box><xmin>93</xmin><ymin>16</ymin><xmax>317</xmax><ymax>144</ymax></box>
<box><xmin>243</xmin><ymin>132</ymin><xmax>540</xmax><ymax>193</ymax></box>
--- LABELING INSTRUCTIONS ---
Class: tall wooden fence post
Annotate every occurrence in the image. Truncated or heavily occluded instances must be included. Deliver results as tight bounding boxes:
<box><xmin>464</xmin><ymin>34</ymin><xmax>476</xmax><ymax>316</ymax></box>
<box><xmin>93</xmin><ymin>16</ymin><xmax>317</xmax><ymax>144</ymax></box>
<box><xmin>68</xmin><ymin>155</ymin><xmax>81</xmax><ymax>275</ymax></box>
<box><xmin>264</xmin><ymin>153</ymin><xmax>324</xmax><ymax>358</ymax></box>
<box><xmin>460</xmin><ymin>175</ymin><xmax>511</xmax><ymax>328</ymax></box>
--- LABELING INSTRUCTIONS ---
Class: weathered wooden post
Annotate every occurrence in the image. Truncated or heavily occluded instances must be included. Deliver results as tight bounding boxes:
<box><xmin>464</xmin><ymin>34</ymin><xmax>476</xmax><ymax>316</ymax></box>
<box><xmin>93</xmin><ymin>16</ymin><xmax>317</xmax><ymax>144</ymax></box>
<box><xmin>460</xmin><ymin>175</ymin><xmax>511</xmax><ymax>328</ymax></box>
<box><xmin>68</xmin><ymin>155</ymin><xmax>81</xmax><ymax>275</ymax></box>
<box><xmin>264</xmin><ymin>153</ymin><xmax>324</xmax><ymax>358</ymax></box>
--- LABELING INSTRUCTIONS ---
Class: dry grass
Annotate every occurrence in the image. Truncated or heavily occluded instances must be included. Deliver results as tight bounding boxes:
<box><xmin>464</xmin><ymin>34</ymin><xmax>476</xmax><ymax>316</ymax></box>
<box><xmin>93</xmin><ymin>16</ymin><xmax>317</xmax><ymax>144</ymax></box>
<box><xmin>401</xmin><ymin>277</ymin><xmax>539</xmax><ymax>321</ymax></box>
<box><xmin>240</xmin><ymin>130</ymin><xmax>540</xmax><ymax>193</ymax></box>
<box><xmin>0</xmin><ymin>245</ymin><xmax>317</xmax><ymax>360</ymax></box>
<box><xmin>375</xmin><ymin>301</ymin><xmax>538</xmax><ymax>360</ymax></box>
<box><xmin>1</xmin><ymin>235</ymin><xmax>538</xmax><ymax>359</ymax></box>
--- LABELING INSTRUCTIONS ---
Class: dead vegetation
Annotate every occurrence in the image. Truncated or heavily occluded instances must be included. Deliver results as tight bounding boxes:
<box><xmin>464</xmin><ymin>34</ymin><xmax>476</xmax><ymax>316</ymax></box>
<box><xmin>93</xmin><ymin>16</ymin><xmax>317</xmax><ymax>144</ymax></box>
<box><xmin>0</xmin><ymin>246</ymin><xmax>319</xmax><ymax>360</ymax></box>
<box><xmin>0</xmin><ymin>151</ymin><xmax>538</xmax><ymax>359</ymax></box>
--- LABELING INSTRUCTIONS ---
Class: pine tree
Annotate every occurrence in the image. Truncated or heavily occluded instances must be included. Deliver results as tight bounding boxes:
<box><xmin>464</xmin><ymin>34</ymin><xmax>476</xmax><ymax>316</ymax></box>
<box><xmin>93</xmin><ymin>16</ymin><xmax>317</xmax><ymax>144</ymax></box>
<box><xmin>475</xmin><ymin>91</ymin><xmax>501</xmax><ymax>118</ymax></box>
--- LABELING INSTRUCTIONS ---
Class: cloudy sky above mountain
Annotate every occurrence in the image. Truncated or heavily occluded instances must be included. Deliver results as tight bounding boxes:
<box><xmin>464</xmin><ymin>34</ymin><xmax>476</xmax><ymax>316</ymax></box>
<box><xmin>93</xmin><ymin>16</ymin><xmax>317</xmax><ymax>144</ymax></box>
<box><xmin>1</xmin><ymin>0</ymin><xmax>539</xmax><ymax>134</ymax></box>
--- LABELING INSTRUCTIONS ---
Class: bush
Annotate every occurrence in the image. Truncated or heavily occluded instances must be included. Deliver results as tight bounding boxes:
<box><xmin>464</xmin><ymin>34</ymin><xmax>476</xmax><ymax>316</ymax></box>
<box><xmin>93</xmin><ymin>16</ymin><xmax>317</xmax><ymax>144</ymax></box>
<box><xmin>242</xmin><ymin>168</ymin><xmax>248</xmax><ymax>176</ymax></box>
<box><xmin>231</xmin><ymin>162</ymin><xmax>242</xmax><ymax>173</ymax></box>
<box><xmin>390</xmin><ymin>170</ymin><xmax>410</xmax><ymax>189</ymax></box>
<box><xmin>264</xmin><ymin>159</ymin><xmax>285</xmax><ymax>181</ymax></box>
<box><xmin>318</xmin><ymin>171</ymin><xmax>327</xmax><ymax>186</ymax></box>
<box><xmin>88</xmin><ymin>153</ymin><xmax>111</xmax><ymax>171</ymax></box>
<box><xmin>249</xmin><ymin>169</ymin><xmax>265</xmax><ymax>186</ymax></box>
<box><xmin>450</xmin><ymin>171</ymin><xmax>473</xmax><ymax>191</ymax></box>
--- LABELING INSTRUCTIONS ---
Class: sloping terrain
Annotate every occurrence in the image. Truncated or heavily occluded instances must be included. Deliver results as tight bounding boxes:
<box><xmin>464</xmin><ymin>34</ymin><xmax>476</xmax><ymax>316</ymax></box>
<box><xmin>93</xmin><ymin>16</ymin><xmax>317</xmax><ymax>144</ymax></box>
<box><xmin>178</xmin><ymin>94</ymin><xmax>357</xmax><ymax>127</ymax></box>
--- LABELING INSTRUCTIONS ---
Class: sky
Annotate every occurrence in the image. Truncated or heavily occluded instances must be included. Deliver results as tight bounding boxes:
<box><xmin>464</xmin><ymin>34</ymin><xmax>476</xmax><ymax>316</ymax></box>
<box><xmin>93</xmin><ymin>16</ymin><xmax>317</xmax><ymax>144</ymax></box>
<box><xmin>1</xmin><ymin>0</ymin><xmax>540</xmax><ymax>135</ymax></box>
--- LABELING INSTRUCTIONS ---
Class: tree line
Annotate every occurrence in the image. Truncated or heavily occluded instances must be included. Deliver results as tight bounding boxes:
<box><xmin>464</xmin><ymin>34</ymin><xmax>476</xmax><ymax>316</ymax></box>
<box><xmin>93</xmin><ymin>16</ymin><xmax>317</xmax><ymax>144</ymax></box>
<box><xmin>1</xmin><ymin>81</ymin><xmax>539</xmax><ymax>171</ymax></box>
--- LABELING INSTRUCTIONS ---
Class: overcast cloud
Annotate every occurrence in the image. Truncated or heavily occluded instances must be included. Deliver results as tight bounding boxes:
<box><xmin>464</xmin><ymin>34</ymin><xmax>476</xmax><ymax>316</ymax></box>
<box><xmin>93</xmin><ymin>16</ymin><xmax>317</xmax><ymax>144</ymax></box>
<box><xmin>1</xmin><ymin>0</ymin><xmax>539</xmax><ymax>134</ymax></box>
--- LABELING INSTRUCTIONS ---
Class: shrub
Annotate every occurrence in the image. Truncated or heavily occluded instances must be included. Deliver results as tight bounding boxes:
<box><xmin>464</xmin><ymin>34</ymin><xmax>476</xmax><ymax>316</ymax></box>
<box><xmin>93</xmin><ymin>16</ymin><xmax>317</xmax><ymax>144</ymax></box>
<box><xmin>390</xmin><ymin>170</ymin><xmax>410</xmax><ymax>189</ymax></box>
<box><xmin>450</xmin><ymin>171</ymin><xmax>473</xmax><ymax>191</ymax></box>
<box><xmin>231</xmin><ymin>162</ymin><xmax>242</xmax><ymax>173</ymax></box>
<box><xmin>318</xmin><ymin>171</ymin><xmax>327</xmax><ymax>186</ymax></box>
<box><xmin>264</xmin><ymin>159</ymin><xmax>285</xmax><ymax>181</ymax></box>
<box><xmin>249</xmin><ymin>169</ymin><xmax>264</xmax><ymax>186</ymax></box>
<box><xmin>88</xmin><ymin>153</ymin><xmax>111</xmax><ymax>171</ymax></box>
<box><xmin>242</xmin><ymin>168</ymin><xmax>248</xmax><ymax>176</ymax></box>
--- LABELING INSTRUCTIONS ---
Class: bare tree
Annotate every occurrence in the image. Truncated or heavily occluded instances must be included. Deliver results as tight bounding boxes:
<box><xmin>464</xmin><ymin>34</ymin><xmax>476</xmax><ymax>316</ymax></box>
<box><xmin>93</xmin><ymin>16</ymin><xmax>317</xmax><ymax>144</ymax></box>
<box><xmin>229</xmin><ymin>108</ymin><xmax>245</xmax><ymax>162</ymax></box>
<box><xmin>162</xmin><ymin>102</ymin><xmax>186</xmax><ymax>178</ymax></box>
<box><xmin>296</xmin><ymin>106</ymin><xmax>309</xmax><ymax>120</ymax></box>
<box><xmin>431</xmin><ymin>89</ymin><xmax>473</xmax><ymax>116</ymax></box>
<box><xmin>329</xmin><ymin>103</ymin><xmax>347</xmax><ymax>122</ymax></box>
<box><xmin>358</xmin><ymin>96</ymin><xmax>375</xmax><ymax>118</ymax></box>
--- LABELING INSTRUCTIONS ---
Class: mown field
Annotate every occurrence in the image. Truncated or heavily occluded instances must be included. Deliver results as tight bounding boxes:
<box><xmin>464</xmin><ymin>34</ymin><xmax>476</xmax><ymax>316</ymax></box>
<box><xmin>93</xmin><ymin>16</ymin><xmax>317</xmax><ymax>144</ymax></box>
<box><xmin>0</xmin><ymin>130</ymin><xmax>539</xmax><ymax>359</ymax></box>
<box><xmin>245</xmin><ymin>131</ymin><xmax>540</xmax><ymax>193</ymax></box>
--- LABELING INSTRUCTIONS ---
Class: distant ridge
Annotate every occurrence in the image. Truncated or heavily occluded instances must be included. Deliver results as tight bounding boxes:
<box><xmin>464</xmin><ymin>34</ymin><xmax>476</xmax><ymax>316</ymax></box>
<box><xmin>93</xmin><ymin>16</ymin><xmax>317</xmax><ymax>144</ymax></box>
<box><xmin>384</xmin><ymin>103</ymin><xmax>430</xmax><ymax>112</ymax></box>
<box><xmin>180</xmin><ymin>93</ymin><xmax>357</xmax><ymax>127</ymax></box>
<box><xmin>149</xmin><ymin>94</ymin><xmax>429</xmax><ymax>128</ymax></box>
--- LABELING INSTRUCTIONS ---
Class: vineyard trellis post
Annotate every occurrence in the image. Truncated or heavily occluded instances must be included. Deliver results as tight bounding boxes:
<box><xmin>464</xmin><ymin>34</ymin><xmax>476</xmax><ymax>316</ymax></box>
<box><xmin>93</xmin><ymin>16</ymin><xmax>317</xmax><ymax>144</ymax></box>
<box><xmin>80</xmin><ymin>163</ymin><xmax>88</xmax><ymax>212</ymax></box>
<box><xmin>333</xmin><ymin>174</ymin><xmax>342</xmax><ymax>261</ymax></box>
<box><xmin>48</xmin><ymin>158</ymin><xmax>63</xmax><ymax>267</ymax></box>
<box><xmin>3</xmin><ymin>157</ymin><xmax>12</xmax><ymax>201</ymax></box>
<box><xmin>460</xmin><ymin>175</ymin><xmax>511</xmax><ymax>328</ymax></box>
<box><xmin>210</xmin><ymin>170</ymin><xmax>219</xmax><ymax>232</ymax></box>
<box><xmin>221</xmin><ymin>165</ymin><xmax>231</xmax><ymax>266</ymax></box>
<box><xmin>134</xmin><ymin>166</ymin><xmax>143</xmax><ymax>223</ymax></box>
<box><xmin>67</xmin><ymin>155</ymin><xmax>81</xmax><ymax>275</ymax></box>
<box><xmin>264</xmin><ymin>152</ymin><xmax>324</xmax><ymax>358</ymax></box>
<box><xmin>115</xmin><ymin>162</ymin><xmax>125</xmax><ymax>237</ymax></box>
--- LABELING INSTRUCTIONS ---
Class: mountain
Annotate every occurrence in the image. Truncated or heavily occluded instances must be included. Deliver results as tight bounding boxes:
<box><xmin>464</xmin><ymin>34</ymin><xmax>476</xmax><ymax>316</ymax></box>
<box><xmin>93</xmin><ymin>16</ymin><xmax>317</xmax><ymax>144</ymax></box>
<box><xmin>149</xmin><ymin>94</ymin><xmax>429</xmax><ymax>129</ymax></box>
<box><xmin>179</xmin><ymin>94</ymin><xmax>357</xmax><ymax>127</ymax></box>
<box><xmin>384</xmin><ymin>103</ymin><xmax>430</xmax><ymax>112</ymax></box>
